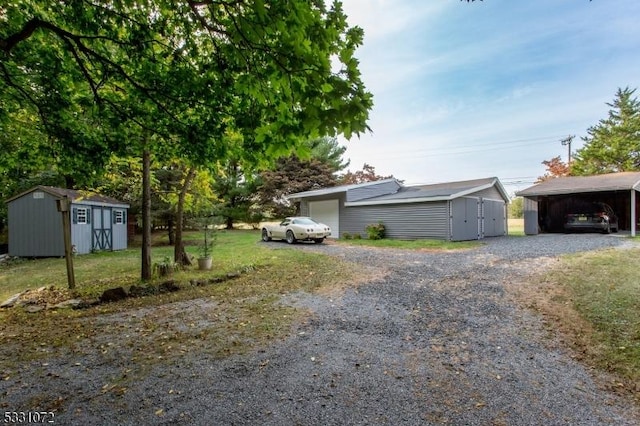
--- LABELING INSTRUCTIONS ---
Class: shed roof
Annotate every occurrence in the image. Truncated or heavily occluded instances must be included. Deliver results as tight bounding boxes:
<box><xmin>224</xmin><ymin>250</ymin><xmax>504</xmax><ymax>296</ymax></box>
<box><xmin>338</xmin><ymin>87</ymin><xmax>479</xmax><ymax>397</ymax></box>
<box><xmin>6</xmin><ymin>185</ymin><xmax>129</xmax><ymax>207</ymax></box>
<box><xmin>345</xmin><ymin>177</ymin><xmax>509</xmax><ymax>206</ymax></box>
<box><xmin>516</xmin><ymin>172</ymin><xmax>640</xmax><ymax>197</ymax></box>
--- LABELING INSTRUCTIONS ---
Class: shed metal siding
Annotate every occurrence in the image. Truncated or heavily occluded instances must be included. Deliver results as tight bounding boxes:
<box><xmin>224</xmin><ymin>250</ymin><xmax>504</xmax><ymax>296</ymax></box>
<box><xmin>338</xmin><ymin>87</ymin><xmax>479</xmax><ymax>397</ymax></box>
<box><xmin>71</xmin><ymin>204</ymin><xmax>93</xmax><ymax>254</ymax></box>
<box><xmin>8</xmin><ymin>190</ymin><xmax>64</xmax><ymax>257</ymax></box>
<box><xmin>469</xmin><ymin>186</ymin><xmax>503</xmax><ymax>201</ymax></box>
<box><xmin>112</xmin><ymin>208</ymin><xmax>128</xmax><ymax>250</ymax></box>
<box><xmin>346</xmin><ymin>180</ymin><xmax>401</xmax><ymax>202</ymax></box>
<box><xmin>341</xmin><ymin>202</ymin><xmax>449</xmax><ymax>240</ymax></box>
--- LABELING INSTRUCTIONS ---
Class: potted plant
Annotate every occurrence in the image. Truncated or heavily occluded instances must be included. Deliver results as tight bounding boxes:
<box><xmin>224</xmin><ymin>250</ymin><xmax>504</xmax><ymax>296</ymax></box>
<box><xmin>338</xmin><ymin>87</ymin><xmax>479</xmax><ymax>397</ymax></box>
<box><xmin>197</xmin><ymin>219</ymin><xmax>216</xmax><ymax>270</ymax></box>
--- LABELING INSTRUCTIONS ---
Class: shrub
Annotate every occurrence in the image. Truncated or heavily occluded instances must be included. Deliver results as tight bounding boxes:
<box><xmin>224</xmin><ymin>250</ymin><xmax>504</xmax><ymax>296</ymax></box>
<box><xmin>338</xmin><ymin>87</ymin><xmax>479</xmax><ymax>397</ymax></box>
<box><xmin>353</xmin><ymin>233</ymin><xmax>362</xmax><ymax>240</ymax></box>
<box><xmin>342</xmin><ymin>232</ymin><xmax>352</xmax><ymax>240</ymax></box>
<box><xmin>366</xmin><ymin>222</ymin><xmax>385</xmax><ymax>240</ymax></box>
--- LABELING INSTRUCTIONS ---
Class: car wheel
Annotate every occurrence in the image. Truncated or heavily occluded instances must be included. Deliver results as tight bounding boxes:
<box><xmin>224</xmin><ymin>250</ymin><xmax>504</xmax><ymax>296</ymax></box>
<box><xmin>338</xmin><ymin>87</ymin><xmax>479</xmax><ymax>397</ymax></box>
<box><xmin>261</xmin><ymin>229</ymin><xmax>271</xmax><ymax>242</ymax></box>
<box><xmin>286</xmin><ymin>230</ymin><xmax>296</xmax><ymax>244</ymax></box>
<box><xmin>313</xmin><ymin>238</ymin><xmax>324</xmax><ymax>244</ymax></box>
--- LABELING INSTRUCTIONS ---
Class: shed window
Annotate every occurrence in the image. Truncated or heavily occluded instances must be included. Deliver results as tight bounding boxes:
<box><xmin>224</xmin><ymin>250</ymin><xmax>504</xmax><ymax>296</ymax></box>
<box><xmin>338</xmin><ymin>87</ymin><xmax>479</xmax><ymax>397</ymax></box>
<box><xmin>72</xmin><ymin>207</ymin><xmax>90</xmax><ymax>225</ymax></box>
<box><xmin>114</xmin><ymin>210</ymin><xmax>124</xmax><ymax>224</ymax></box>
<box><xmin>76</xmin><ymin>208</ymin><xmax>87</xmax><ymax>224</ymax></box>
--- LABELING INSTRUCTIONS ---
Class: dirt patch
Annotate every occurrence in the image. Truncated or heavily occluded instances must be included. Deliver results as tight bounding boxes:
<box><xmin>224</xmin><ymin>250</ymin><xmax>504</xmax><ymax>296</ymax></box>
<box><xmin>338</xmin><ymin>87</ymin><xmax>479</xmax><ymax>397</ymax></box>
<box><xmin>314</xmin><ymin>263</ymin><xmax>389</xmax><ymax>298</ymax></box>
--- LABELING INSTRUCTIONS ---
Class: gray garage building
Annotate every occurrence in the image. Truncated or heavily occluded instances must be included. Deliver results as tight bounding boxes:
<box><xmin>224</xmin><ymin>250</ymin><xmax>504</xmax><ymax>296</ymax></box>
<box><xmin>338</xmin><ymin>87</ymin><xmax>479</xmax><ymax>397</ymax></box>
<box><xmin>287</xmin><ymin>177</ymin><xmax>509</xmax><ymax>241</ymax></box>
<box><xmin>515</xmin><ymin>171</ymin><xmax>640</xmax><ymax>237</ymax></box>
<box><xmin>6</xmin><ymin>186</ymin><xmax>130</xmax><ymax>257</ymax></box>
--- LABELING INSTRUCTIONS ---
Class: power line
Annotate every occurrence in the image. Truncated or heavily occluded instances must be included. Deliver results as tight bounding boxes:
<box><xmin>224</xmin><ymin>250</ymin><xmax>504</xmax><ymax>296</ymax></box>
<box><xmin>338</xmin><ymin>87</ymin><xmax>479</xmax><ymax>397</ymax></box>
<box><xmin>351</xmin><ymin>134</ymin><xmax>566</xmax><ymax>160</ymax></box>
<box><xmin>560</xmin><ymin>135</ymin><xmax>574</xmax><ymax>164</ymax></box>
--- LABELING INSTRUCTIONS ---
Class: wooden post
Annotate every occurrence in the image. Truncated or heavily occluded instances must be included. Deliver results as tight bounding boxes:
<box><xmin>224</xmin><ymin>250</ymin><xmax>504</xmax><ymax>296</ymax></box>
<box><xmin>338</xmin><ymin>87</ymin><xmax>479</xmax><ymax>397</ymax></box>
<box><xmin>141</xmin><ymin>148</ymin><xmax>152</xmax><ymax>280</ymax></box>
<box><xmin>631</xmin><ymin>189</ymin><xmax>636</xmax><ymax>238</ymax></box>
<box><xmin>57</xmin><ymin>196</ymin><xmax>76</xmax><ymax>289</ymax></box>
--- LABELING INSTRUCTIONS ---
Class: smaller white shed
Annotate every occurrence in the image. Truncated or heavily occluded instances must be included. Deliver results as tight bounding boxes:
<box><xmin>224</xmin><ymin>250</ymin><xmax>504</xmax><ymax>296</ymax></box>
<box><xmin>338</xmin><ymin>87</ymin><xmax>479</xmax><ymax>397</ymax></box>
<box><xmin>6</xmin><ymin>186</ymin><xmax>130</xmax><ymax>257</ymax></box>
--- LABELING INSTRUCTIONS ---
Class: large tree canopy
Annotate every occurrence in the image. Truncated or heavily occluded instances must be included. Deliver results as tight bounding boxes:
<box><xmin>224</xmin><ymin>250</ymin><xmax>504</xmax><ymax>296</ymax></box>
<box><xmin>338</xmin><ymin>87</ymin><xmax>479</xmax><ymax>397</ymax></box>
<box><xmin>1</xmin><ymin>1</ymin><xmax>372</xmax><ymax>163</ymax></box>
<box><xmin>571</xmin><ymin>87</ymin><xmax>640</xmax><ymax>175</ymax></box>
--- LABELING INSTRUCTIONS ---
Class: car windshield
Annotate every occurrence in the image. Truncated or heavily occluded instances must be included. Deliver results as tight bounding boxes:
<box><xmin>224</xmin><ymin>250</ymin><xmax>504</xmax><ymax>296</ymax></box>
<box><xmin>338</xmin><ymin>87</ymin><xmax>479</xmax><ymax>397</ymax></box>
<box><xmin>293</xmin><ymin>218</ymin><xmax>319</xmax><ymax>225</ymax></box>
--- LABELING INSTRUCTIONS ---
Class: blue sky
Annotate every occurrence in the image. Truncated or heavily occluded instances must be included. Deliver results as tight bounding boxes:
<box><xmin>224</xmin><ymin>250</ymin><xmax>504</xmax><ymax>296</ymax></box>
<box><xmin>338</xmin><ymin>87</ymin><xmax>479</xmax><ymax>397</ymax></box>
<box><xmin>337</xmin><ymin>0</ymin><xmax>640</xmax><ymax>195</ymax></box>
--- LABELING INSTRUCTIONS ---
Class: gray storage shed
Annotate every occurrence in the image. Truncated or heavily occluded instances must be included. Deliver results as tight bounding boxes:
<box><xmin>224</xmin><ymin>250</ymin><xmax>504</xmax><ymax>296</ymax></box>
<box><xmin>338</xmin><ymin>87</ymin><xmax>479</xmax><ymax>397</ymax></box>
<box><xmin>6</xmin><ymin>186</ymin><xmax>130</xmax><ymax>257</ymax></box>
<box><xmin>516</xmin><ymin>171</ymin><xmax>640</xmax><ymax>237</ymax></box>
<box><xmin>287</xmin><ymin>177</ymin><xmax>509</xmax><ymax>241</ymax></box>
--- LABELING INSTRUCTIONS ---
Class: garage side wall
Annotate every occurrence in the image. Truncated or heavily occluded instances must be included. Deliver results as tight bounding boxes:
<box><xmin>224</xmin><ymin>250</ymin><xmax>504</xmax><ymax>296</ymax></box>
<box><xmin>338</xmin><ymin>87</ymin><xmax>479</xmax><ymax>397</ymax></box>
<box><xmin>341</xmin><ymin>202</ymin><xmax>449</xmax><ymax>240</ymax></box>
<box><xmin>523</xmin><ymin>197</ymin><xmax>539</xmax><ymax>235</ymax></box>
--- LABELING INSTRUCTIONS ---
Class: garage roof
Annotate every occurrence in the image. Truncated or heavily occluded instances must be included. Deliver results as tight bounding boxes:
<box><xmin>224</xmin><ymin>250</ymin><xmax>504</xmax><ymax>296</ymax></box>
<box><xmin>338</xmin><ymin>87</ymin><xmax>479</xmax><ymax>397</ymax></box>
<box><xmin>288</xmin><ymin>176</ymin><xmax>509</xmax><ymax>206</ymax></box>
<box><xmin>345</xmin><ymin>177</ymin><xmax>508</xmax><ymax>206</ymax></box>
<box><xmin>285</xmin><ymin>178</ymin><xmax>400</xmax><ymax>199</ymax></box>
<box><xmin>516</xmin><ymin>172</ymin><xmax>640</xmax><ymax>197</ymax></box>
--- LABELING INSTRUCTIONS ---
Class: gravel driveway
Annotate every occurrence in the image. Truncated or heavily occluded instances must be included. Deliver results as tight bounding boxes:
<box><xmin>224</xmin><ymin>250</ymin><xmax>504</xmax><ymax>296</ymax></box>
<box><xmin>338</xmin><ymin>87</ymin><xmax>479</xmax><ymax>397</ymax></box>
<box><xmin>2</xmin><ymin>234</ymin><xmax>640</xmax><ymax>425</ymax></box>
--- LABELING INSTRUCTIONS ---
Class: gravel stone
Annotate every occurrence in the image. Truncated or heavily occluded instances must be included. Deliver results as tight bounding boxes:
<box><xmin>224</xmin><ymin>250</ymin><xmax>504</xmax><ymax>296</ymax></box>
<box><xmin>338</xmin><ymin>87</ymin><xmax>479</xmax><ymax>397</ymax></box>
<box><xmin>1</xmin><ymin>233</ymin><xmax>639</xmax><ymax>425</ymax></box>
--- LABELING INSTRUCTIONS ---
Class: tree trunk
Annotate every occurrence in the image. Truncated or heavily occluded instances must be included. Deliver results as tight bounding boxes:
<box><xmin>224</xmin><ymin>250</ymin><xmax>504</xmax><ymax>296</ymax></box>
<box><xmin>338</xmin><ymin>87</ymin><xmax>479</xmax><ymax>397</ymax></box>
<box><xmin>141</xmin><ymin>149</ymin><xmax>152</xmax><ymax>281</ymax></box>
<box><xmin>167</xmin><ymin>218</ymin><xmax>175</xmax><ymax>245</ymax></box>
<box><xmin>174</xmin><ymin>167</ymin><xmax>197</xmax><ymax>266</ymax></box>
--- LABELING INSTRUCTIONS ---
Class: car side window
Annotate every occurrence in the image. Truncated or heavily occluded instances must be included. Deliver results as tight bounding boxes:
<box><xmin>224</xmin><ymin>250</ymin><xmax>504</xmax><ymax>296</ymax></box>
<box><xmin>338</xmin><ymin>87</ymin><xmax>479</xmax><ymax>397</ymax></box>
<box><xmin>280</xmin><ymin>220</ymin><xmax>290</xmax><ymax>226</ymax></box>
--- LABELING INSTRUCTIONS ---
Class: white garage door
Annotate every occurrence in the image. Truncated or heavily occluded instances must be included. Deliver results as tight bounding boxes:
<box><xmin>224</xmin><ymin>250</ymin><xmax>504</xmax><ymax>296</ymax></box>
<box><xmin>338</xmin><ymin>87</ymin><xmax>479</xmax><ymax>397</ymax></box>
<box><xmin>309</xmin><ymin>199</ymin><xmax>339</xmax><ymax>238</ymax></box>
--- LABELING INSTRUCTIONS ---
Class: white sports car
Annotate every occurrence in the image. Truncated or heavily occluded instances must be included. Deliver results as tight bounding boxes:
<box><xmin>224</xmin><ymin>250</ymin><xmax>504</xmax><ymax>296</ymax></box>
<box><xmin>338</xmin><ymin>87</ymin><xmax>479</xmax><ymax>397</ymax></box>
<box><xmin>261</xmin><ymin>217</ymin><xmax>331</xmax><ymax>244</ymax></box>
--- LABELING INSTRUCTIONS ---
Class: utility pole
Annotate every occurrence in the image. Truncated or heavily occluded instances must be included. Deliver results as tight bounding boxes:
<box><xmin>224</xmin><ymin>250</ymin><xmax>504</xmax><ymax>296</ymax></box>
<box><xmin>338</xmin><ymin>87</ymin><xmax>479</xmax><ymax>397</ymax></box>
<box><xmin>561</xmin><ymin>135</ymin><xmax>574</xmax><ymax>165</ymax></box>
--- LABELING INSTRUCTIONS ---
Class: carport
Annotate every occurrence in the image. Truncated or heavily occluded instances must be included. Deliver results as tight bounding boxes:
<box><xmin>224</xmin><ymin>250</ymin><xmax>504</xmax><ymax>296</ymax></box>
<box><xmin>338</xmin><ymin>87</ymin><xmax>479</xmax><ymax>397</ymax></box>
<box><xmin>516</xmin><ymin>171</ymin><xmax>640</xmax><ymax>236</ymax></box>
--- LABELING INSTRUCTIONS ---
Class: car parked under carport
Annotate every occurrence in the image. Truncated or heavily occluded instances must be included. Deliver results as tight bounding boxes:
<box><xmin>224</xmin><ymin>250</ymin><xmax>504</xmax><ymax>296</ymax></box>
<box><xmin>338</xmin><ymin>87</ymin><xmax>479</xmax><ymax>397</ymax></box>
<box><xmin>516</xmin><ymin>171</ymin><xmax>640</xmax><ymax>237</ymax></box>
<box><xmin>563</xmin><ymin>202</ymin><xmax>619</xmax><ymax>234</ymax></box>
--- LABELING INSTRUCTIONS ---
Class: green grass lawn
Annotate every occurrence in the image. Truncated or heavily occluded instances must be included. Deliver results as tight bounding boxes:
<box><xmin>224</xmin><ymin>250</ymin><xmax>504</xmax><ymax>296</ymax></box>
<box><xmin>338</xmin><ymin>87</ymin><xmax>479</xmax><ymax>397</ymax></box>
<box><xmin>0</xmin><ymin>230</ymin><xmax>276</xmax><ymax>301</ymax></box>
<box><xmin>541</xmin><ymin>248</ymin><xmax>640</xmax><ymax>386</ymax></box>
<box><xmin>333</xmin><ymin>237</ymin><xmax>479</xmax><ymax>250</ymax></box>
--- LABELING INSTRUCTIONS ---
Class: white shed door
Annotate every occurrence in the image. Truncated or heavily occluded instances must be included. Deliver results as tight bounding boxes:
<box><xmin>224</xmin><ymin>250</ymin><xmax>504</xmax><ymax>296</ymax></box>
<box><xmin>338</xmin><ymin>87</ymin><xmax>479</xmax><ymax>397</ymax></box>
<box><xmin>309</xmin><ymin>199</ymin><xmax>339</xmax><ymax>238</ymax></box>
<box><xmin>482</xmin><ymin>199</ymin><xmax>506</xmax><ymax>237</ymax></box>
<box><xmin>451</xmin><ymin>197</ymin><xmax>480</xmax><ymax>241</ymax></box>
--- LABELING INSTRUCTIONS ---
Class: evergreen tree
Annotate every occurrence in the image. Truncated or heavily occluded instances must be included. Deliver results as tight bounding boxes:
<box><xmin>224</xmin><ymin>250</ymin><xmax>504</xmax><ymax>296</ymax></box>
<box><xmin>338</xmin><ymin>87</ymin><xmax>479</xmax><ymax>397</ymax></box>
<box><xmin>572</xmin><ymin>88</ymin><xmax>640</xmax><ymax>175</ymax></box>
